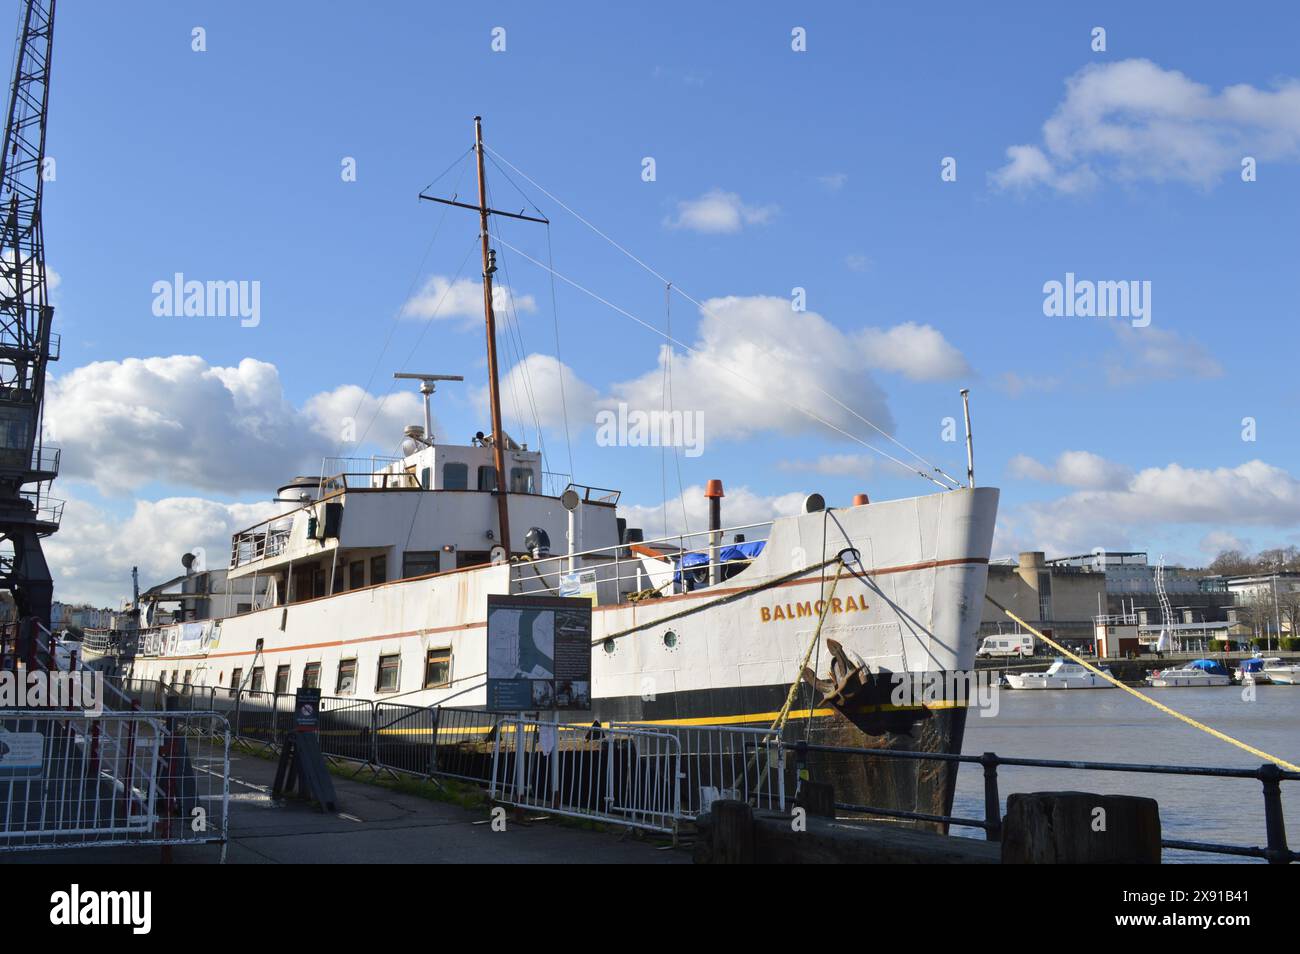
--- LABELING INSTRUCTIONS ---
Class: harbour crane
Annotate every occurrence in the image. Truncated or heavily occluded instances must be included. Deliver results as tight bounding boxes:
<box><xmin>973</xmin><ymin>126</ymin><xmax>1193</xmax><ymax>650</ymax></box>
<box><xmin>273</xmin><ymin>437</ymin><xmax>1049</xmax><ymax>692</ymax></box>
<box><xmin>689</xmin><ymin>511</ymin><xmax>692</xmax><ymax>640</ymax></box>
<box><xmin>0</xmin><ymin>0</ymin><xmax>60</xmax><ymax>656</ymax></box>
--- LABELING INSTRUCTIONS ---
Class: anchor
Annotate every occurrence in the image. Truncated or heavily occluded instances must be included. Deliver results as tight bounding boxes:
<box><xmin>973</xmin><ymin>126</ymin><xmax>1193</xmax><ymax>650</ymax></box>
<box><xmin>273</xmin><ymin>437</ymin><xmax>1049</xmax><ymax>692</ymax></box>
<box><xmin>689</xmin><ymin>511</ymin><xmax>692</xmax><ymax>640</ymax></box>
<box><xmin>800</xmin><ymin>638</ymin><xmax>871</xmax><ymax>710</ymax></box>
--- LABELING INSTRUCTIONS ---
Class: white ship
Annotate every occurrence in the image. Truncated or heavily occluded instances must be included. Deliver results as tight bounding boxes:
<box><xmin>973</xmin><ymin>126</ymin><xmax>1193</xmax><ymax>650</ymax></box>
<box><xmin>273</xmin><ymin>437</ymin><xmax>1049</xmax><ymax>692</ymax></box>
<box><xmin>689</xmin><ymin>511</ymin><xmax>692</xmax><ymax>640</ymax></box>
<box><xmin>103</xmin><ymin>119</ymin><xmax>1001</xmax><ymax>819</ymax></box>
<box><xmin>1145</xmin><ymin>660</ymin><xmax>1231</xmax><ymax>687</ymax></box>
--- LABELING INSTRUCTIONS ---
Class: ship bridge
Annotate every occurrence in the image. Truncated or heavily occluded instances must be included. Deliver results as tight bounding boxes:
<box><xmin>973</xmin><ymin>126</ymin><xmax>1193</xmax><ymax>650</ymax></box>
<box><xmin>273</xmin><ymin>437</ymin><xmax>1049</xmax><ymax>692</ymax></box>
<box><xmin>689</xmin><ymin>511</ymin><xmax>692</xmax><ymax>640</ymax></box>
<box><xmin>226</xmin><ymin>439</ymin><xmax>621</xmax><ymax>609</ymax></box>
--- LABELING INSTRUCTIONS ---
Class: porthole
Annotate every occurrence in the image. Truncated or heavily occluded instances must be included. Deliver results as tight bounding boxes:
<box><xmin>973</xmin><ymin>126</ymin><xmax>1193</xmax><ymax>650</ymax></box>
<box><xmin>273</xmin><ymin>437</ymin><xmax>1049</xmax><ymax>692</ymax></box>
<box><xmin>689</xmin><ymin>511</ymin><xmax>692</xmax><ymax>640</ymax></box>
<box><xmin>663</xmin><ymin>630</ymin><xmax>678</xmax><ymax>649</ymax></box>
<box><xmin>602</xmin><ymin>639</ymin><xmax>616</xmax><ymax>655</ymax></box>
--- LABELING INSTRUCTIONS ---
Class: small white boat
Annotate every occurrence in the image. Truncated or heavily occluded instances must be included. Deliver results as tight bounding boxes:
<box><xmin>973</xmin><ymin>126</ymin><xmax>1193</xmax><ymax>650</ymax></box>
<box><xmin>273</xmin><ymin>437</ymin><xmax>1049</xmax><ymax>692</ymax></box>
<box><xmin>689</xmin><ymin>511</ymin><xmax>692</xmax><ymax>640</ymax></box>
<box><xmin>1145</xmin><ymin>659</ymin><xmax>1231</xmax><ymax>687</ymax></box>
<box><xmin>1004</xmin><ymin>658</ymin><xmax>1114</xmax><ymax>690</ymax></box>
<box><xmin>1262</xmin><ymin>659</ymin><xmax>1300</xmax><ymax>685</ymax></box>
<box><xmin>1236</xmin><ymin>655</ymin><xmax>1275</xmax><ymax>685</ymax></box>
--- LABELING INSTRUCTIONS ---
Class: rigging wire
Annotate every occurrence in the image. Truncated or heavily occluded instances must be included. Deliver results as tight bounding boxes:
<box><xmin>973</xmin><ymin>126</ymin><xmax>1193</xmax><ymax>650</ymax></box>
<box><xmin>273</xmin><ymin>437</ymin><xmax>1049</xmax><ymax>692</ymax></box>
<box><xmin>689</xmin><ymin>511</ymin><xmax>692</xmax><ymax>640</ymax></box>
<box><xmin>483</xmin><ymin>145</ymin><xmax>959</xmax><ymax>490</ymax></box>
<box><xmin>338</xmin><ymin>148</ymin><xmax>474</xmax><ymax>457</ymax></box>
<box><xmin>352</xmin><ymin>233</ymin><xmax>481</xmax><ymax>449</ymax></box>
<box><xmin>489</xmin><ymin>232</ymin><xmax>952</xmax><ymax>489</ymax></box>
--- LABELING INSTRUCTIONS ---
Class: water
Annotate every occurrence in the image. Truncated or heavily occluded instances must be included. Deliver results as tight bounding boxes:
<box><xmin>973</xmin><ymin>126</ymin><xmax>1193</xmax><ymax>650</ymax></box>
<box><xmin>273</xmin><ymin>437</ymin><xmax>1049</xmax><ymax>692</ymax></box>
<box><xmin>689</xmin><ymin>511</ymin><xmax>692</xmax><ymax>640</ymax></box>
<box><xmin>952</xmin><ymin>686</ymin><xmax>1300</xmax><ymax>862</ymax></box>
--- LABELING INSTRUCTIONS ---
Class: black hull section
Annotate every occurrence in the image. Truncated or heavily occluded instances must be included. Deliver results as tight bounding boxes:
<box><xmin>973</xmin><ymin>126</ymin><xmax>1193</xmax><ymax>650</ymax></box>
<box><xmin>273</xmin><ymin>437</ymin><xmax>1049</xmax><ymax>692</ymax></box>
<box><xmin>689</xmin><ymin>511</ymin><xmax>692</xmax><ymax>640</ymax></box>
<box><xmin>588</xmin><ymin>679</ymin><xmax>968</xmax><ymax>829</ymax></box>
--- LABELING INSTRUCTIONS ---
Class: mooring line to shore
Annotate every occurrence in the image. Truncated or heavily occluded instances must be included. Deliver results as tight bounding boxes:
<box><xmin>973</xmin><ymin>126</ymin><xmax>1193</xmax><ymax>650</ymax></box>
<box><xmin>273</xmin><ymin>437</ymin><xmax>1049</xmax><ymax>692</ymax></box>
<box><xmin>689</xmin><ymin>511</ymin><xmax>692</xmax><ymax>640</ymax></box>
<box><xmin>985</xmin><ymin>594</ymin><xmax>1300</xmax><ymax>773</ymax></box>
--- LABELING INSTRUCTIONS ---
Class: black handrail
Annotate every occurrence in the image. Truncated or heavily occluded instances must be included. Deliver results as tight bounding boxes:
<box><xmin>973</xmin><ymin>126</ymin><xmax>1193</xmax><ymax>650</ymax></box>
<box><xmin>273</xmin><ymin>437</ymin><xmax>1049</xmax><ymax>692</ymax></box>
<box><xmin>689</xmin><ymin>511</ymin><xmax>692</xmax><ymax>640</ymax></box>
<box><xmin>791</xmin><ymin>739</ymin><xmax>1296</xmax><ymax>864</ymax></box>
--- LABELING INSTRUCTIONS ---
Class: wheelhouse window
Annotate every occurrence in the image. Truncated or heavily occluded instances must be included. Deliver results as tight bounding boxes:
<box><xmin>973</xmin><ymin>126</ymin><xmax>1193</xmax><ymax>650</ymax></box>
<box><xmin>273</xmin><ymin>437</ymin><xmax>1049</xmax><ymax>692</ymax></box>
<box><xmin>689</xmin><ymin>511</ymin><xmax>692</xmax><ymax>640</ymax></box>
<box><xmin>476</xmin><ymin>465</ymin><xmax>497</xmax><ymax>492</ymax></box>
<box><xmin>349</xmin><ymin>560</ymin><xmax>364</xmax><ymax>589</ymax></box>
<box><xmin>231</xmin><ymin>668</ymin><xmax>243</xmax><ymax>690</ymax></box>
<box><xmin>183</xmin><ymin>670</ymin><xmax>192</xmax><ymax>687</ymax></box>
<box><xmin>424</xmin><ymin>650</ymin><xmax>451</xmax><ymax>689</ymax></box>
<box><xmin>443</xmin><ymin>462</ymin><xmax>468</xmax><ymax>490</ymax></box>
<box><xmin>301</xmin><ymin>662</ymin><xmax>321</xmax><ymax>689</ymax></box>
<box><xmin>370</xmin><ymin>554</ymin><xmax>387</xmax><ymax>586</ymax></box>
<box><xmin>274</xmin><ymin>664</ymin><xmax>291</xmax><ymax>694</ymax></box>
<box><xmin>336</xmin><ymin>659</ymin><xmax>357</xmax><ymax>695</ymax></box>
<box><xmin>402</xmin><ymin>551</ymin><xmax>440</xmax><ymax>579</ymax></box>
<box><xmin>509</xmin><ymin>467</ymin><xmax>534</xmax><ymax>494</ymax></box>
<box><xmin>376</xmin><ymin>654</ymin><xmax>401</xmax><ymax>693</ymax></box>
<box><xmin>250</xmin><ymin>667</ymin><xmax>265</xmax><ymax>692</ymax></box>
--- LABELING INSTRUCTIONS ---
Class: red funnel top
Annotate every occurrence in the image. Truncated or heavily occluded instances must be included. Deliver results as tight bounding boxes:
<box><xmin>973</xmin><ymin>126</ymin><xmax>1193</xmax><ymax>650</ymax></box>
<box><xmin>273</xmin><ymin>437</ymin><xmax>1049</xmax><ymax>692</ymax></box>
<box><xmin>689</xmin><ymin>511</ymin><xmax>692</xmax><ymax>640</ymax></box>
<box><xmin>704</xmin><ymin>479</ymin><xmax>725</xmax><ymax>499</ymax></box>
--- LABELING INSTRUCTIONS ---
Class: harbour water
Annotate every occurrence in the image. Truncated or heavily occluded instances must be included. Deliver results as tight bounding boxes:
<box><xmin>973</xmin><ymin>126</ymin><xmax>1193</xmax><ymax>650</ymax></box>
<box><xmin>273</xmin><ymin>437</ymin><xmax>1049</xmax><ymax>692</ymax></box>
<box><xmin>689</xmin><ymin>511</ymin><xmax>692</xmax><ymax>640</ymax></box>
<box><xmin>954</xmin><ymin>686</ymin><xmax>1300</xmax><ymax>862</ymax></box>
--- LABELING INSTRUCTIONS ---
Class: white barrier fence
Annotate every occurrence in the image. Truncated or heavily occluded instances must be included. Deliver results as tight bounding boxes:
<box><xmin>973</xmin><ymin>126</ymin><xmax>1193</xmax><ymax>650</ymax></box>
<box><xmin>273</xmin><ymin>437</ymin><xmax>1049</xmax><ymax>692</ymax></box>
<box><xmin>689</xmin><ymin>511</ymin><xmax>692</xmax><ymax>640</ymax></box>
<box><xmin>0</xmin><ymin>710</ymin><xmax>230</xmax><ymax>855</ymax></box>
<box><xmin>489</xmin><ymin>718</ymin><xmax>684</xmax><ymax>833</ymax></box>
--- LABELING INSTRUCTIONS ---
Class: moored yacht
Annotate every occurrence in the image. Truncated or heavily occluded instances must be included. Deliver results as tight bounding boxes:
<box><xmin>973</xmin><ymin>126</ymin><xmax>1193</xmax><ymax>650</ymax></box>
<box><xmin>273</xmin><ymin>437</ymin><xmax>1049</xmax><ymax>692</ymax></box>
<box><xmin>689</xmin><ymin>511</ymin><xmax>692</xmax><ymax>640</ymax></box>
<box><xmin>1004</xmin><ymin>658</ymin><xmax>1114</xmax><ymax>690</ymax></box>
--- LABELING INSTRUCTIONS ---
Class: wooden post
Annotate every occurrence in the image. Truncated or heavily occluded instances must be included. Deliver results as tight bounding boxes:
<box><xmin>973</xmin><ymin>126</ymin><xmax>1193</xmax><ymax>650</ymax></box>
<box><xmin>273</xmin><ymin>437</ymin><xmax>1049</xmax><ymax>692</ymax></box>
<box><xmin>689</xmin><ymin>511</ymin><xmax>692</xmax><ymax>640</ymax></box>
<box><xmin>1001</xmin><ymin>791</ymin><xmax>1161</xmax><ymax>864</ymax></box>
<box><xmin>710</xmin><ymin>800</ymin><xmax>755</xmax><ymax>864</ymax></box>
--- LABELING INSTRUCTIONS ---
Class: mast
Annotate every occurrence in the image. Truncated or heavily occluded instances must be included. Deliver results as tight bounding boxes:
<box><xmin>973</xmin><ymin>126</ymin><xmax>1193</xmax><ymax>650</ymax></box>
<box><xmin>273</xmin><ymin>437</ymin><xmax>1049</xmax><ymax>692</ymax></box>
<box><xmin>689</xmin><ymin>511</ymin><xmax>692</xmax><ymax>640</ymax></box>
<box><xmin>474</xmin><ymin>117</ymin><xmax>511</xmax><ymax>557</ymax></box>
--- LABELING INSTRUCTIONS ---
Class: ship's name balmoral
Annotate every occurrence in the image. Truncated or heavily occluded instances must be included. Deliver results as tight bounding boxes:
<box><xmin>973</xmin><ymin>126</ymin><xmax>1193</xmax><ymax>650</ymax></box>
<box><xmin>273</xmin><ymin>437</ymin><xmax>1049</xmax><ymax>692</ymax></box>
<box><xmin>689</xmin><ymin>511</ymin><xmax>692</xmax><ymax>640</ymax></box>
<box><xmin>759</xmin><ymin>596</ymin><xmax>869</xmax><ymax>622</ymax></box>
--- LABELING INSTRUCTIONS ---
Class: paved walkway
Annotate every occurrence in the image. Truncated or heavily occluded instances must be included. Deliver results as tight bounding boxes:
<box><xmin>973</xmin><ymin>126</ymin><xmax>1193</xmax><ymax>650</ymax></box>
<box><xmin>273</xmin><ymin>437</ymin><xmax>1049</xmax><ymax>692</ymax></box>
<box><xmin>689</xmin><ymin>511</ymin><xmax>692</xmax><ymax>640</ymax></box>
<box><xmin>6</xmin><ymin>743</ymin><xmax>689</xmax><ymax>865</ymax></box>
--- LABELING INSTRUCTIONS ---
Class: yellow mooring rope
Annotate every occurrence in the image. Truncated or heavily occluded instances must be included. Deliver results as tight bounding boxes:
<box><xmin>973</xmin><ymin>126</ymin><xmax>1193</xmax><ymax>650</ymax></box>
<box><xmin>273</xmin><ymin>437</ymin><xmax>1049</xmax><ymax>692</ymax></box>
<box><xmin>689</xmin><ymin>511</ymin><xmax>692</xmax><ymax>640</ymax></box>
<box><xmin>768</xmin><ymin>563</ymin><xmax>846</xmax><ymax>737</ymax></box>
<box><xmin>986</xmin><ymin>594</ymin><xmax>1300</xmax><ymax>774</ymax></box>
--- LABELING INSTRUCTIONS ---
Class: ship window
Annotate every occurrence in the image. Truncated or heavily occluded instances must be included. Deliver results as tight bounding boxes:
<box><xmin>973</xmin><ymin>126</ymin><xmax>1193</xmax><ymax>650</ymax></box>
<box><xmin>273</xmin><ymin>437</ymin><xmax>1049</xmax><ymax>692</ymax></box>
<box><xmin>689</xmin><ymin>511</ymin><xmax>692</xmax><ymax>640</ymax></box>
<box><xmin>509</xmin><ymin>467</ymin><xmax>534</xmax><ymax>494</ymax></box>
<box><xmin>443</xmin><ymin>462</ymin><xmax>468</xmax><ymax>490</ymax></box>
<box><xmin>370</xmin><ymin>554</ymin><xmax>387</xmax><ymax>586</ymax></box>
<box><xmin>231</xmin><ymin>668</ymin><xmax>243</xmax><ymax>690</ymax></box>
<box><xmin>349</xmin><ymin>560</ymin><xmax>364</xmax><ymax>589</ymax></box>
<box><xmin>424</xmin><ymin>650</ymin><xmax>451</xmax><ymax>688</ymax></box>
<box><xmin>274</xmin><ymin>664</ymin><xmax>291</xmax><ymax>694</ymax></box>
<box><xmin>477</xmin><ymin>465</ymin><xmax>498</xmax><ymax>492</ymax></box>
<box><xmin>301</xmin><ymin>662</ymin><xmax>321</xmax><ymax>689</ymax></box>
<box><xmin>420</xmin><ymin>466</ymin><xmax>431</xmax><ymax>490</ymax></box>
<box><xmin>402</xmin><ymin>551</ymin><xmax>440</xmax><ymax>579</ymax></box>
<box><xmin>250</xmin><ymin>667</ymin><xmax>265</xmax><ymax>692</ymax></box>
<box><xmin>183</xmin><ymin>670</ymin><xmax>192</xmax><ymax>687</ymax></box>
<box><xmin>456</xmin><ymin>550</ymin><xmax>491</xmax><ymax>569</ymax></box>
<box><xmin>376</xmin><ymin>654</ymin><xmax>401</xmax><ymax>693</ymax></box>
<box><xmin>336</xmin><ymin>658</ymin><xmax>357</xmax><ymax>695</ymax></box>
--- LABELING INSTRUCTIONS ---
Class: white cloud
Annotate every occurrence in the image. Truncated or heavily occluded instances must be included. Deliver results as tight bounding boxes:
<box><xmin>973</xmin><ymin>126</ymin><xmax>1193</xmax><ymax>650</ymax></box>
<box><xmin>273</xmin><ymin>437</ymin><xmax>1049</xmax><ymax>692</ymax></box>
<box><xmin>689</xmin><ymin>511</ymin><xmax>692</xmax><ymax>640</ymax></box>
<box><xmin>619</xmin><ymin>484</ymin><xmax>808</xmax><ymax>540</ymax></box>
<box><xmin>606</xmin><ymin>295</ymin><xmax>895</xmax><ymax>443</ymax></box>
<box><xmin>46</xmin><ymin>493</ymin><xmax>278</xmax><ymax>607</ymax></box>
<box><xmin>46</xmin><ymin>355</ymin><xmax>422</xmax><ymax>495</ymax></box>
<box><xmin>994</xmin><ymin>371</ymin><xmax>1060</xmax><ymax>398</ymax></box>
<box><xmin>1008</xmin><ymin>450</ymin><xmax>1133</xmax><ymax>489</ymax></box>
<box><xmin>1199</xmin><ymin>530</ymin><xmax>1247</xmax><ymax>557</ymax></box>
<box><xmin>1106</xmin><ymin>324</ymin><xmax>1223</xmax><ymax>386</ymax></box>
<box><xmin>490</xmin><ymin>297</ymin><xmax>969</xmax><ymax>448</ymax></box>
<box><xmin>778</xmin><ymin>454</ymin><xmax>875</xmax><ymax>478</ymax></box>
<box><xmin>1000</xmin><ymin>458</ymin><xmax>1300</xmax><ymax>556</ymax></box>
<box><xmin>818</xmin><ymin>173</ymin><xmax>848</xmax><ymax>191</ymax></box>
<box><xmin>993</xmin><ymin>59</ymin><xmax>1300</xmax><ymax>191</ymax></box>
<box><xmin>664</xmin><ymin>189</ymin><xmax>777</xmax><ymax>234</ymax></box>
<box><xmin>483</xmin><ymin>353</ymin><xmax>600</xmax><ymax>437</ymax></box>
<box><xmin>845</xmin><ymin>253</ymin><xmax>873</xmax><ymax>273</ymax></box>
<box><xmin>857</xmin><ymin>322</ymin><xmax>971</xmax><ymax>381</ymax></box>
<box><xmin>401</xmin><ymin>275</ymin><xmax>535</xmax><ymax>321</ymax></box>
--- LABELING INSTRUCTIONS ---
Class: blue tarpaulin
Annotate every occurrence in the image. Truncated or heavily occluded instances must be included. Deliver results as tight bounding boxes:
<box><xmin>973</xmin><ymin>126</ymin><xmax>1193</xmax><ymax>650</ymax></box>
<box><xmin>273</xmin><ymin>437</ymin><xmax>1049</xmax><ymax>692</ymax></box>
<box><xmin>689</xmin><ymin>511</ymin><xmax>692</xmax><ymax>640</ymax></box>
<box><xmin>675</xmin><ymin>540</ymin><xmax>766</xmax><ymax>586</ymax></box>
<box><xmin>1188</xmin><ymin>658</ymin><xmax>1229</xmax><ymax>675</ymax></box>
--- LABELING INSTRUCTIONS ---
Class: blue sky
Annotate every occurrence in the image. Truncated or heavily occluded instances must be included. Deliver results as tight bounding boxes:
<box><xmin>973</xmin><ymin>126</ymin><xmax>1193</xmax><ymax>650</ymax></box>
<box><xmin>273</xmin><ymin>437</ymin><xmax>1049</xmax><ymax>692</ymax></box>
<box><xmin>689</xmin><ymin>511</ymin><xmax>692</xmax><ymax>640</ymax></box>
<box><xmin>27</xmin><ymin>1</ymin><xmax>1300</xmax><ymax>603</ymax></box>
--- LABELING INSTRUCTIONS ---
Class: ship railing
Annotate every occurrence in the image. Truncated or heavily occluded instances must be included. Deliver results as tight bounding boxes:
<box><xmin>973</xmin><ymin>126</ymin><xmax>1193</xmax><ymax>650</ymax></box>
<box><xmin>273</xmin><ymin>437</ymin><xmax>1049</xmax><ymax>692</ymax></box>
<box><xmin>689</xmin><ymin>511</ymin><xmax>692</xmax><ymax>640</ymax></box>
<box><xmin>511</xmin><ymin>518</ymin><xmax>777</xmax><ymax>601</ymax></box>
<box><xmin>317</xmin><ymin>455</ymin><xmax>412</xmax><ymax>495</ymax></box>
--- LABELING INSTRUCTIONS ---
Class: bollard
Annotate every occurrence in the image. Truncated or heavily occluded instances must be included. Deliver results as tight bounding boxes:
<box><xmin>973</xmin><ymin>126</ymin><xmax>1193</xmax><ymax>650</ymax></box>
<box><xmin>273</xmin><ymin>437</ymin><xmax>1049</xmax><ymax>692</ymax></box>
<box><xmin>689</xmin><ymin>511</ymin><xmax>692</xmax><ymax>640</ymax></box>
<box><xmin>1002</xmin><ymin>791</ymin><xmax>1161</xmax><ymax>864</ymax></box>
<box><xmin>1258</xmin><ymin>763</ymin><xmax>1291</xmax><ymax>865</ymax></box>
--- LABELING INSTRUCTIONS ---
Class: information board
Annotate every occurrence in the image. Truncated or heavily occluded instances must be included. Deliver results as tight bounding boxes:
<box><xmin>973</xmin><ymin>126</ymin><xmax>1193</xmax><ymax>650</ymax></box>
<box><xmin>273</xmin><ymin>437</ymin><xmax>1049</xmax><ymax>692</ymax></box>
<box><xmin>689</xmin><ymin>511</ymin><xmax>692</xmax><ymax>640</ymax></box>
<box><xmin>486</xmin><ymin>594</ymin><xmax>592</xmax><ymax>711</ymax></box>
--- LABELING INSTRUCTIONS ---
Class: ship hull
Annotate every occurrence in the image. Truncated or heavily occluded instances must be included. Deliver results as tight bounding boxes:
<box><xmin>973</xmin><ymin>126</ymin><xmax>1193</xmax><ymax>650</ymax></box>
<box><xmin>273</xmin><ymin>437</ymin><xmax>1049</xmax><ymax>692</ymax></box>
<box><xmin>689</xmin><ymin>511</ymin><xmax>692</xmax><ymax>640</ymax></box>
<box><xmin>121</xmin><ymin>486</ymin><xmax>999</xmax><ymax>821</ymax></box>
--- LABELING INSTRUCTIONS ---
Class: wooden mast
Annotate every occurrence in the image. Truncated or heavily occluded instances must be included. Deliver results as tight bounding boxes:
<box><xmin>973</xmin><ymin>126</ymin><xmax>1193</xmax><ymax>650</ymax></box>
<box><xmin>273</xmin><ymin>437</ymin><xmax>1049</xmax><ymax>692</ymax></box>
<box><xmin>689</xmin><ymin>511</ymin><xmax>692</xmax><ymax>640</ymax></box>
<box><xmin>474</xmin><ymin>116</ymin><xmax>512</xmax><ymax>557</ymax></box>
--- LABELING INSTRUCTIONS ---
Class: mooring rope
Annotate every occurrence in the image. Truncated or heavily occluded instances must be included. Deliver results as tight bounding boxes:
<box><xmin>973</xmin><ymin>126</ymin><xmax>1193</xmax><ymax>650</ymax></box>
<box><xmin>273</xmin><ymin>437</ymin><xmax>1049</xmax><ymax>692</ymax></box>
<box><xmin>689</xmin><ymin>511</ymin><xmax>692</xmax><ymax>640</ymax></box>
<box><xmin>768</xmin><ymin>563</ymin><xmax>845</xmax><ymax>738</ymax></box>
<box><xmin>985</xmin><ymin>594</ymin><xmax>1300</xmax><ymax>773</ymax></box>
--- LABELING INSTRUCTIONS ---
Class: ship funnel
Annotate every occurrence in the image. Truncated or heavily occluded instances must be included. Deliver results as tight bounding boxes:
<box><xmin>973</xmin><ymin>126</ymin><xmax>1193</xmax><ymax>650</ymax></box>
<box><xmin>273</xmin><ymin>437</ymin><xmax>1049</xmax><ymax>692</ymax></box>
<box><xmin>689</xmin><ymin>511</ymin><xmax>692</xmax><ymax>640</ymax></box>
<box><xmin>705</xmin><ymin>480</ymin><xmax>724</xmax><ymax>586</ymax></box>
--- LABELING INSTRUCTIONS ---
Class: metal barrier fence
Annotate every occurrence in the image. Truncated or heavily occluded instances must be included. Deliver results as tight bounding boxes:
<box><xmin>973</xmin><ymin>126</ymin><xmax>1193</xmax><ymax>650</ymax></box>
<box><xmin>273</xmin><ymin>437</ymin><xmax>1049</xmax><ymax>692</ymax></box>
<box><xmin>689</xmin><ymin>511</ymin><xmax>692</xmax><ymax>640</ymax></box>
<box><xmin>490</xmin><ymin>717</ymin><xmax>683</xmax><ymax>832</ymax></box>
<box><xmin>612</xmin><ymin>722</ymin><xmax>791</xmax><ymax>817</ymax></box>
<box><xmin>100</xmin><ymin>678</ymin><xmax>1298</xmax><ymax>859</ymax></box>
<box><xmin>0</xmin><ymin>709</ymin><xmax>230</xmax><ymax>855</ymax></box>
